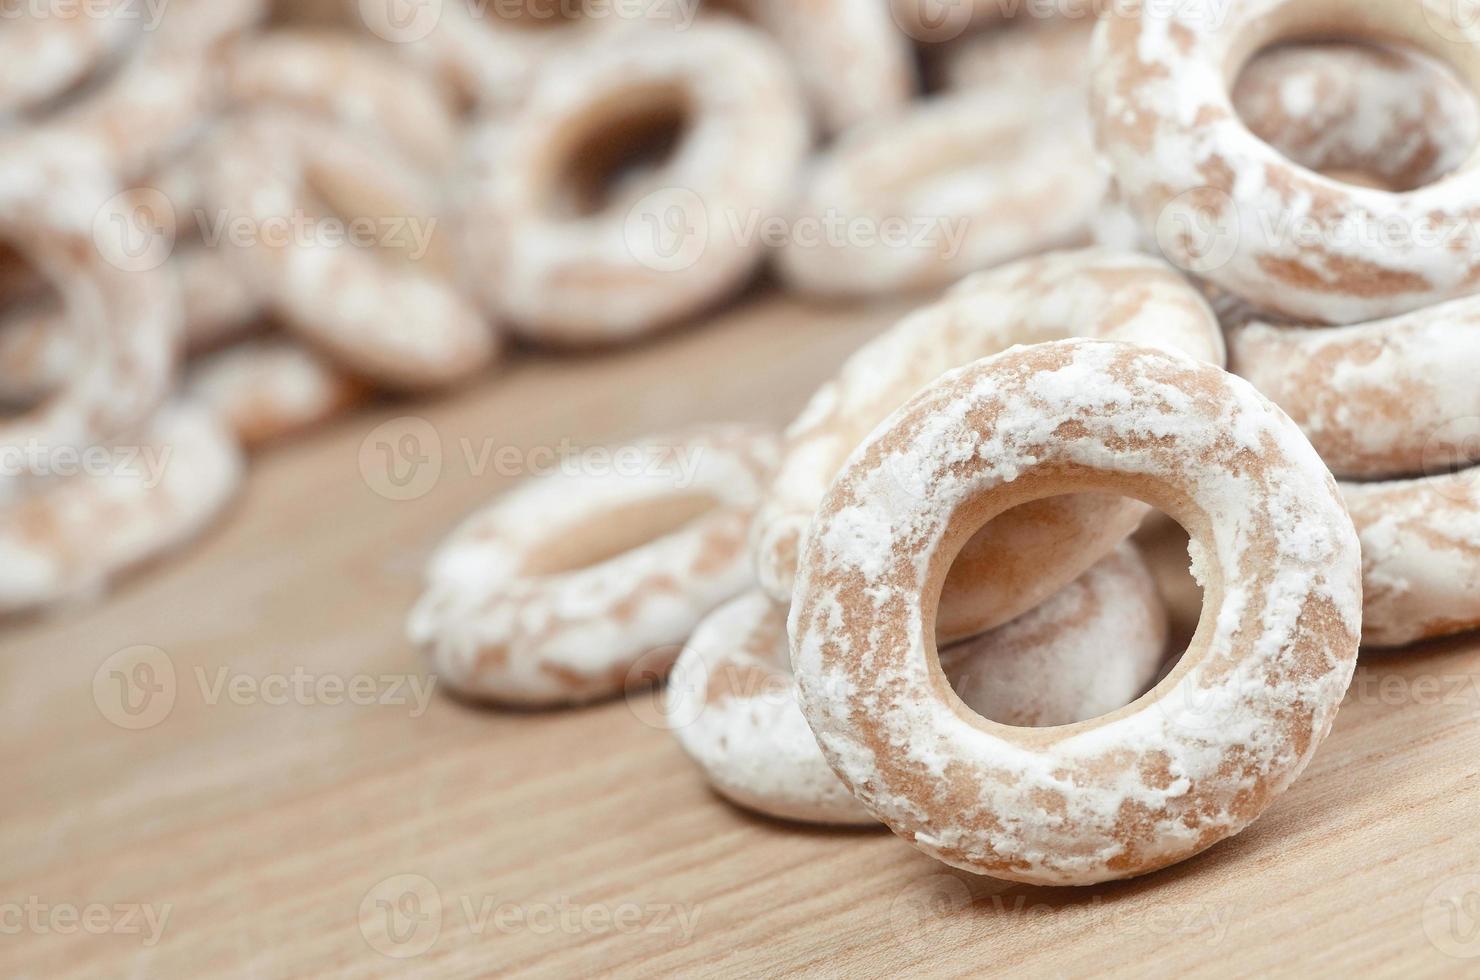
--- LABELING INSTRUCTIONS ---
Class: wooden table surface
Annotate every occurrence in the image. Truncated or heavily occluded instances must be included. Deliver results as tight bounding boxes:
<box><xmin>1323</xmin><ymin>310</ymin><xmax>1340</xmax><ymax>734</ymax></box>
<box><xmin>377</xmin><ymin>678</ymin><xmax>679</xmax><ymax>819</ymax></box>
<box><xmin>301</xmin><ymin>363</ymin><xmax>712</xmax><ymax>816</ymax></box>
<box><xmin>5</xmin><ymin>291</ymin><xmax>1480</xmax><ymax>979</ymax></box>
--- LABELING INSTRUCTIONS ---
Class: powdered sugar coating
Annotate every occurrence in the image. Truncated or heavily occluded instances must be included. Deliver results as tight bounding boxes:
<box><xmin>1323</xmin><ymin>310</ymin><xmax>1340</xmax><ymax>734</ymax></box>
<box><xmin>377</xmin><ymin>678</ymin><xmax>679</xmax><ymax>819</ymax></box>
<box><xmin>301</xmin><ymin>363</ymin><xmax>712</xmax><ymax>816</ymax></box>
<box><xmin>1091</xmin><ymin>0</ymin><xmax>1480</xmax><ymax>324</ymax></box>
<box><xmin>1344</xmin><ymin>475</ymin><xmax>1480</xmax><ymax>648</ymax></box>
<box><xmin>0</xmin><ymin>400</ymin><xmax>243</xmax><ymax>613</ymax></box>
<box><xmin>462</xmin><ymin>22</ymin><xmax>809</xmax><ymax>345</ymax></box>
<box><xmin>1229</xmin><ymin>296</ymin><xmax>1480</xmax><ymax>480</ymax></box>
<box><xmin>1231</xmin><ymin>42</ymin><xmax>1478</xmax><ymax>191</ymax></box>
<box><xmin>188</xmin><ymin>338</ymin><xmax>368</xmax><ymax>449</ymax></box>
<box><xmin>754</xmin><ymin>249</ymin><xmax>1225</xmax><ymax>637</ymax></box>
<box><xmin>0</xmin><ymin>145</ymin><xmax>180</xmax><ymax>502</ymax></box>
<box><xmin>706</xmin><ymin>1</ymin><xmax>914</xmax><ymax>134</ymax></box>
<box><xmin>221</xmin><ymin>29</ymin><xmax>460</xmax><ymax>174</ymax></box>
<box><xmin>410</xmin><ymin>426</ymin><xmax>780</xmax><ymax>707</ymax></box>
<box><xmin>668</xmin><ymin>544</ymin><xmax>1168</xmax><ymax>826</ymax></box>
<box><xmin>778</xmin><ymin>27</ymin><xmax>1100</xmax><ymax>297</ymax></box>
<box><xmin>207</xmin><ymin>112</ymin><xmax>497</xmax><ymax>390</ymax></box>
<box><xmin>791</xmin><ymin>340</ymin><xmax>1361</xmax><ymax>885</ymax></box>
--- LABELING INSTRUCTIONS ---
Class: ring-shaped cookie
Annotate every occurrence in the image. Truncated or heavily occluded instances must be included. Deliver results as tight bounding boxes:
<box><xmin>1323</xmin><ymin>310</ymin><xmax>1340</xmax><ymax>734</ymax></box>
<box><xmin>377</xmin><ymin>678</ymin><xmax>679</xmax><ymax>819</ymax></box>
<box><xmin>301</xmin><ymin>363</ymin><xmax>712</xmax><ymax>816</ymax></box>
<box><xmin>753</xmin><ymin>249</ymin><xmax>1225</xmax><ymax>639</ymax></box>
<box><xmin>0</xmin><ymin>400</ymin><xmax>242</xmax><ymax>613</ymax></box>
<box><xmin>1092</xmin><ymin>0</ymin><xmax>1480</xmax><ymax>324</ymax></box>
<box><xmin>791</xmin><ymin>339</ymin><xmax>1361</xmax><ymax>885</ymax></box>
<box><xmin>0</xmin><ymin>3</ymin><xmax>136</xmax><ymax>116</ymax></box>
<box><xmin>776</xmin><ymin>77</ymin><xmax>1101</xmax><ymax>296</ymax></box>
<box><xmin>669</xmin><ymin>543</ymin><xmax>1168</xmax><ymax>826</ymax></box>
<box><xmin>462</xmin><ymin>21</ymin><xmax>809</xmax><ymax>345</ymax></box>
<box><xmin>220</xmin><ymin>29</ymin><xmax>460</xmax><ymax>173</ymax></box>
<box><xmin>23</xmin><ymin>0</ymin><xmax>265</xmax><ymax>182</ymax></box>
<box><xmin>1229</xmin><ymin>295</ymin><xmax>1480</xmax><ymax>480</ymax></box>
<box><xmin>705</xmin><ymin>0</ymin><xmax>914</xmax><ymax>133</ymax></box>
<box><xmin>187</xmin><ymin>338</ymin><xmax>370</xmax><ymax>449</ymax></box>
<box><xmin>0</xmin><ymin>144</ymin><xmax>179</xmax><ymax>497</ymax></box>
<box><xmin>208</xmin><ymin>112</ymin><xmax>496</xmax><ymax>390</ymax></box>
<box><xmin>1343</xmin><ymin>474</ymin><xmax>1480</xmax><ymax>648</ymax></box>
<box><xmin>409</xmin><ymin>426</ymin><xmax>780</xmax><ymax>707</ymax></box>
<box><xmin>1232</xmin><ymin>41</ymin><xmax>1479</xmax><ymax>192</ymax></box>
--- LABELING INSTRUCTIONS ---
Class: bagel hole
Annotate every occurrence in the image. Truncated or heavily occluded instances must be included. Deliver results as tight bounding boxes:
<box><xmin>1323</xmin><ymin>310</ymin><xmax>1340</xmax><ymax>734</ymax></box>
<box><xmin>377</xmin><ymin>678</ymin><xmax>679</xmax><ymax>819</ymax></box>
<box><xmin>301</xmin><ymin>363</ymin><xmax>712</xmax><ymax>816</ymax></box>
<box><xmin>937</xmin><ymin>498</ymin><xmax>1201</xmax><ymax>729</ymax></box>
<box><xmin>1233</xmin><ymin>40</ymin><xmax>1480</xmax><ymax>192</ymax></box>
<box><xmin>520</xmin><ymin>491</ymin><xmax>720</xmax><ymax>577</ymax></box>
<box><xmin>542</xmin><ymin>85</ymin><xmax>693</xmax><ymax>218</ymax></box>
<box><xmin>0</xmin><ymin>243</ymin><xmax>69</xmax><ymax>416</ymax></box>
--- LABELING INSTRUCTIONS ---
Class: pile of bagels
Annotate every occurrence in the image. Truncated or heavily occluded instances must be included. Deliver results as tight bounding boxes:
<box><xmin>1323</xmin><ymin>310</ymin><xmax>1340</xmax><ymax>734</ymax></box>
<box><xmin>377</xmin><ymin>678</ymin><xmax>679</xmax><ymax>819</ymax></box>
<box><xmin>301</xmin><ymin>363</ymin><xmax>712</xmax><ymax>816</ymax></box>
<box><xmin>5</xmin><ymin>0</ymin><xmax>1477</xmax><ymax>883</ymax></box>
<box><xmin>408</xmin><ymin>0</ymin><xmax>1480</xmax><ymax>888</ymax></box>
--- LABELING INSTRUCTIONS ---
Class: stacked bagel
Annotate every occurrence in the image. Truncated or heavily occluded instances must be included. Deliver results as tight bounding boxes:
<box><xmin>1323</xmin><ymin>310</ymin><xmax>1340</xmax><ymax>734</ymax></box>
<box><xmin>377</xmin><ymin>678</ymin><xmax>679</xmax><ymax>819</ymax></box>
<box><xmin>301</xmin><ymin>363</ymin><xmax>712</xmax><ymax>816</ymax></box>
<box><xmin>409</xmin><ymin>0</ymin><xmax>1480</xmax><ymax>888</ymax></box>
<box><xmin>5</xmin><ymin>0</ymin><xmax>1476</xmax><ymax>890</ymax></box>
<box><xmin>1092</xmin><ymin>0</ymin><xmax>1480</xmax><ymax>649</ymax></box>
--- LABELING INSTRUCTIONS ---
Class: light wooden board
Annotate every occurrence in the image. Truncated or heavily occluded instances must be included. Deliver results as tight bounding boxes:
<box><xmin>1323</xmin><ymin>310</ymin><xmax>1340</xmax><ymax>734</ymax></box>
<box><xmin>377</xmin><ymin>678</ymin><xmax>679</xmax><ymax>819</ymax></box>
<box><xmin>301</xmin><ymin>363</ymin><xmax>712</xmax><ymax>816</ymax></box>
<box><xmin>4</xmin><ymin>292</ymin><xmax>1479</xmax><ymax>979</ymax></box>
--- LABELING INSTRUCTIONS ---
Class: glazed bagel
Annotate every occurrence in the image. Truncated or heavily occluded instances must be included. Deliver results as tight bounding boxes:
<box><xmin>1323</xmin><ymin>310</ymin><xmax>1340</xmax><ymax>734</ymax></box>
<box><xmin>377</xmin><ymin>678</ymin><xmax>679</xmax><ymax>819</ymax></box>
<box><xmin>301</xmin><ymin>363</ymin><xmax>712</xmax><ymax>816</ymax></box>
<box><xmin>187</xmin><ymin>338</ymin><xmax>370</xmax><ymax>449</ymax></box>
<box><xmin>753</xmin><ymin>249</ymin><xmax>1225</xmax><ymax>639</ymax></box>
<box><xmin>207</xmin><ymin>113</ymin><xmax>496</xmax><ymax>390</ymax></box>
<box><xmin>668</xmin><ymin>544</ymin><xmax>1168</xmax><ymax>826</ymax></box>
<box><xmin>1344</xmin><ymin>474</ymin><xmax>1480</xmax><ymax>648</ymax></box>
<box><xmin>1092</xmin><ymin>0</ymin><xmax>1480</xmax><ymax>324</ymax></box>
<box><xmin>0</xmin><ymin>147</ymin><xmax>179</xmax><ymax>499</ymax></box>
<box><xmin>1094</xmin><ymin>38</ymin><xmax>1478</xmax><ymax>255</ymax></box>
<box><xmin>704</xmin><ymin>0</ymin><xmax>915</xmax><ymax>133</ymax></box>
<box><xmin>409</xmin><ymin>426</ymin><xmax>780</xmax><ymax>707</ymax></box>
<box><xmin>0</xmin><ymin>2</ymin><xmax>137</xmax><ymax>116</ymax></box>
<box><xmin>462</xmin><ymin>22</ymin><xmax>809</xmax><ymax>345</ymax></box>
<box><xmin>1228</xmin><ymin>296</ymin><xmax>1480</xmax><ymax>480</ymax></box>
<box><xmin>355</xmin><ymin>0</ymin><xmax>613</xmax><ymax>111</ymax></box>
<box><xmin>790</xmin><ymin>339</ymin><xmax>1362</xmax><ymax>885</ymax></box>
<box><xmin>1229</xmin><ymin>296</ymin><xmax>1480</xmax><ymax>645</ymax></box>
<box><xmin>21</xmin><ymin>0</ymin><xmax>265</xmax><ymax>181</ymax></box>
<box><xmin>1232</xmin><ymin>42</ymin><xmax>1479</xmax><ymax>192</ymax></box>
<box><xmin>0</xmin><ymin>400</ymin><xmax>242</xmax><ymax>613</ymax></box>
<box><xmin>776</xmin><ymin>79</ymin><xmax>1101</xmax><ymax>297</ymax></box>
<box><xmin>938</xmin><ymin>16</ymin><xmax>1094</xmax><ymax>92</ymax></box>
<box><xmin>220</xmin><ymin>29</ymin><xmax>461</xmax><ymax>173</ymax></box>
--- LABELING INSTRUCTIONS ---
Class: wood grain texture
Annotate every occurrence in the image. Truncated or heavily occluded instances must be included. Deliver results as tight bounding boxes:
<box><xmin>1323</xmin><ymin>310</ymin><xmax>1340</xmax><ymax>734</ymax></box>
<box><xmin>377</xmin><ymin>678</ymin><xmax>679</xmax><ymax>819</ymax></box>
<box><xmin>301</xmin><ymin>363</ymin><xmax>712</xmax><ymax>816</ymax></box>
<box><xmin>3</xmin><ymin>292</ymin><xmax>1479</xmax><ymax>979</ymax></box>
